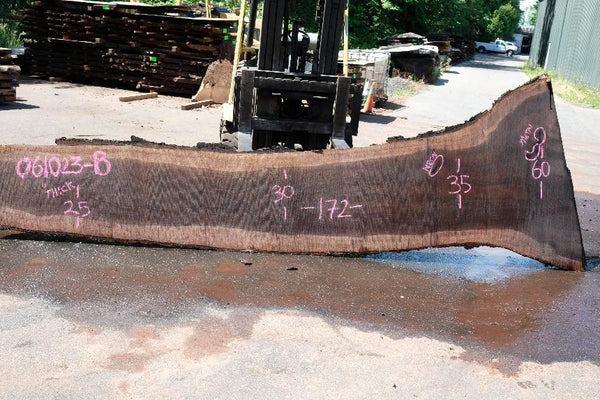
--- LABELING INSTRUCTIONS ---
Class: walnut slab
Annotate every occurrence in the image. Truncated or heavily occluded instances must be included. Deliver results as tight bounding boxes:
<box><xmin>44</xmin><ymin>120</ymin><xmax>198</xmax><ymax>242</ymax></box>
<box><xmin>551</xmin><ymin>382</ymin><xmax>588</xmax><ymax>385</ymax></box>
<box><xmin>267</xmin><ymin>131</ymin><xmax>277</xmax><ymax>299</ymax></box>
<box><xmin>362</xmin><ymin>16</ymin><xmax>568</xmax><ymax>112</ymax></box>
<box><xmin>0</xmin><ymin>77</ymin><xmax>585</xmax><ymax>270</ymax></box>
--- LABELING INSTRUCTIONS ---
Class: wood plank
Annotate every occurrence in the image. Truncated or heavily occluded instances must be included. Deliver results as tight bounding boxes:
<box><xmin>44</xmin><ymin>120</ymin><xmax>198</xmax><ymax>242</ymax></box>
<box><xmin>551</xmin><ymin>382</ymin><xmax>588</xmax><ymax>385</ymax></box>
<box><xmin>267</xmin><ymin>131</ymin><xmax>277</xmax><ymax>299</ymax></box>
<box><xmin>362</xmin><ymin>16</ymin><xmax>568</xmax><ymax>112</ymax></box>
<box><xmin>0</xmin><ymin>95</ymin><xmax>16</xmax><ymax>102</ymax></box>
<box><xmin>0</xmin><ymin>81</ymin><xmax>17</xmax><ymax>89</ymax></box>
<box><xmin>238</xmin><ymin>69</ymin><xmax>255</xmax><ymax>133</ymax></box>
<box><xmin>0</xmin><ymin>65</ymin><xmax>21</xmax><ymax>74</ymax></box>
<box><xmin>0</xmin><ymin>77</ymin><xmax>585</xmax><ymax>270</ymax></box>
<box><xmin>252</xmin><ymin>118</ymin><xmax>332</xmax><ymax>134</ymax></box>
<box><xmin>118</xmin><ymin>92</ymin><xmax>158</xmax><ymax>102</ymax></box>
<box><xmin>180</xmin><ymin>99</ymin><xmax>213</xmax><ymax>110</ymax></box>
<box><xmin>253</xmin><ymin>77</ymin><xmax>337</xmax><ymax>93</ymax></box>
<box><xmin>332</xmin><ymin>76</ymin><xmax>351</xmax><ymax>139</ymax></box>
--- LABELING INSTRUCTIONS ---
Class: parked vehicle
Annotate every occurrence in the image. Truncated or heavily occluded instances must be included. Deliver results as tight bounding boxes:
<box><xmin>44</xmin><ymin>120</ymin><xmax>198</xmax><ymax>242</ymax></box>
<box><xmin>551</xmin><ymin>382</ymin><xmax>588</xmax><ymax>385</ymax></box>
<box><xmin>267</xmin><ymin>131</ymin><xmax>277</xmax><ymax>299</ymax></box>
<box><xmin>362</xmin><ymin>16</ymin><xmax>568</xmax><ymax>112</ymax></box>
<box><xmin>474</xmin><ymin>39</ymin><xmax>518</xmax><ymax>56</ymax></box>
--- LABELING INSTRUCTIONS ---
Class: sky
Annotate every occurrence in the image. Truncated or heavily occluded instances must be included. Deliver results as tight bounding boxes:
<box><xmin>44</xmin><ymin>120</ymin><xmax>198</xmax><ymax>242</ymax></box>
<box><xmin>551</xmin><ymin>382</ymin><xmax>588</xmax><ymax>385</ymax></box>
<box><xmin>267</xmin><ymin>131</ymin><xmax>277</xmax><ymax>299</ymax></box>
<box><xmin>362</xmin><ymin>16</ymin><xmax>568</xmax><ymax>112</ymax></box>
<box><xmin>520</xmin><ymin>0</ymin><xmax>537</xmax><ymax>11</ymax></box>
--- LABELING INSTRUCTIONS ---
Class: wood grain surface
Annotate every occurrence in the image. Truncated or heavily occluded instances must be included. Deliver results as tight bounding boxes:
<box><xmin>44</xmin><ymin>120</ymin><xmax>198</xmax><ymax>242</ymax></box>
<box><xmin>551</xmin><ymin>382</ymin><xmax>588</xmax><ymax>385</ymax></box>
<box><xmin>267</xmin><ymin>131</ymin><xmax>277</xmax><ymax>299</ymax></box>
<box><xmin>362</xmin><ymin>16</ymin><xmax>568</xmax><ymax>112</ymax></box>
<box><xmin>0</xmin><ymin>77</ymin><xmax>585</xmax><ymax>270</ymax></box>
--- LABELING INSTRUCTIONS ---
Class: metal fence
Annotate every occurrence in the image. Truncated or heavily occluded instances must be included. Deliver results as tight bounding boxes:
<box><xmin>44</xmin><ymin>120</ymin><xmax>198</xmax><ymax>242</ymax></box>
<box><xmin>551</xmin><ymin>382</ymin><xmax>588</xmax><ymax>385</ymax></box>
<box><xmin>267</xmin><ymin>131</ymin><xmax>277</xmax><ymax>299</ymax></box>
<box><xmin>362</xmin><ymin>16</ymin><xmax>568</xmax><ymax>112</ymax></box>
<box><xmin>529</xmin><ymin>0</ymin><xmax>600</xmax><ymax>91</ymax></box>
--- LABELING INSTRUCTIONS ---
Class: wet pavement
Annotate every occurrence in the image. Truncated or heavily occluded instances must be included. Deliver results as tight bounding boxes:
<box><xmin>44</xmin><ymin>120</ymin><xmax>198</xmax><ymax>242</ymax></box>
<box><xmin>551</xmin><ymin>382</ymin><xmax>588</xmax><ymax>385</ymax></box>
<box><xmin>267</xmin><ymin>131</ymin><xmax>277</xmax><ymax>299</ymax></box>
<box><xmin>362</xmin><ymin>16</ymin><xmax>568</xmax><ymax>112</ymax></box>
<box><xmin>0</xmin><ymin>238</ymin><xmax>599</xmax><ymax>398</ymax></box>
<box><xmin>1</xmin><ymin>238</ymin><xmax>599</xmax><ymax>364</ymax></box>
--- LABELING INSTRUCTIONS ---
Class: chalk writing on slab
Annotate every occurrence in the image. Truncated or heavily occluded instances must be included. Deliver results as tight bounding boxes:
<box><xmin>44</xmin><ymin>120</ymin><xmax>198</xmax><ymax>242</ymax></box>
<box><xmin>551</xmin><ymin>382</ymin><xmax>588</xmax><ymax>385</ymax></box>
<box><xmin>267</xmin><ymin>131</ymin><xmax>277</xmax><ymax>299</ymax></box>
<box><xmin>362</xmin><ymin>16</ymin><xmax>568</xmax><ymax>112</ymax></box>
<box><xmin>272</xmin><ymin>169</ymin><xmax>293</xmax><ymax>221</ymax></box>
<box><xmin>423</xmin><ymin>151</ymin><xmax>444</xmax><ymax>177</ymax></box>
<box><xmin>15</xmin><ymin>151</ymin><xmax>111</xmax><ymax>179</ymax></box>
<box><xmin>446</xmin><ymin>158</ymin><xmax>471</xmax><ymax>209</ymax></box>
<box><xmin>272</xmin><ymin>169</ymin><xmax>364</xmax><ymax>222</ymax></box>
<box><xmin>300</xmin><ymin>198</ymin><xmax>363</xmax><ymax>220</ymax></box>
<box><xmin>46</xmin><ymin>181</ymin><xmax>76</xmax><ymax>199</ymax></box>
<box><xmin>59</xmin><ymin>183</ymin><xmax>90</xmax><ymax>228</ymax></box>
<box><xmin>521</xmin><ymin>125</ymin><xmax>550</xmax><ymax>199</ymax></box>
<box><xmin>15</xmin><ymin>151</ymin><xmax>110</xmax><ymax>229</ymax></box>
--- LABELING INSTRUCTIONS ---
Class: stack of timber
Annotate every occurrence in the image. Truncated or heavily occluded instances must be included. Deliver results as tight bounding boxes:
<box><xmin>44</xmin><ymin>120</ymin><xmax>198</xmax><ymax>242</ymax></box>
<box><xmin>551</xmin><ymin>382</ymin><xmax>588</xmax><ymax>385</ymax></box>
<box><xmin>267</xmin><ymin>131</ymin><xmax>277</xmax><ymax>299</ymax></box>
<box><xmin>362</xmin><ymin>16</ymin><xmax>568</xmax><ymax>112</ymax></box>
<box><xmin>382</xmin><ymin>44</ymin><xmax>439</xmax><ymax>82</ymax></box>
<box><xmin>19</xmin><ymin>0</ymin><xmax>236</xmax><ymax>96</ymax></box>
<box><xmin>426</xmin><ymin>34</ymin><xmax>452</xmax><ymax>55</ymax></box>
<box><xmin>427</xmin><ymin>33</ymin><xmax>474</xmax><ymax>64</ymax></box>
<box><xmin>449</xmin><ymin>35</ymin><xmax>475</xmax><ymax>60</ymax></box>
<box><xmin>380</xmin><ymin>32</ymin><xmax>427</xmax><ymax>46</ymax></box>
<box><xmin>0</xmin><ymin>48</ymin><xmax>20</xmax><ymax>103</ymax></box>
<box><xmin>379</xmin><ymin>33</ymin><xmax>440</xmax><ymax>81</ymax></box>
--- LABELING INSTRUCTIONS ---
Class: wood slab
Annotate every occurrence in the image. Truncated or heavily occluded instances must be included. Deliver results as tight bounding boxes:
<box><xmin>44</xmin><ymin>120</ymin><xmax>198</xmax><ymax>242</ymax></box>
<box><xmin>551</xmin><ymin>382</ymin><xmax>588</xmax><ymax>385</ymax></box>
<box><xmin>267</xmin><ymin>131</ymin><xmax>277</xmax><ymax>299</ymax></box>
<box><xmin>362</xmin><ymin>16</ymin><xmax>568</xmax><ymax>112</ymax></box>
<box><xmin>0</xmin><ymin>77</ymin><xmax>585</xmax><ymax>270</ymax></box>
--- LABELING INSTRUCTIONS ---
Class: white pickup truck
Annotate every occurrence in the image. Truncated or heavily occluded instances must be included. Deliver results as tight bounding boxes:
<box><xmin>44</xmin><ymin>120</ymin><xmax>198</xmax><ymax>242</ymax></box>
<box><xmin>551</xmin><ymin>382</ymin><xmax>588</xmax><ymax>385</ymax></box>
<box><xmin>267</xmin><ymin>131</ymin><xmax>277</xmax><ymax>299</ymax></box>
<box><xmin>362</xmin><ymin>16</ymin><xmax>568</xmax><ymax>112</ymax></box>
<box><xmin>474</xmin><ymin>39</ymin><xmax>518</xmax><ymax>56</ymax></box>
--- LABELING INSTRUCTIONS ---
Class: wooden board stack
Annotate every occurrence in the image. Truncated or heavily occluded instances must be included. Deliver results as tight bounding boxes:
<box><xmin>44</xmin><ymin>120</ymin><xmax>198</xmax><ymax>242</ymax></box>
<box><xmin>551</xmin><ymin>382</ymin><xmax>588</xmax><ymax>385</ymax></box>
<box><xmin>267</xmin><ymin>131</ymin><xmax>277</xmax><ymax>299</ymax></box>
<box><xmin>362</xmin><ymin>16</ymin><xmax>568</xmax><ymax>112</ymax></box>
<box><xmin>0</xmin><ymin>48</ymin><xmax>20</xmax><ymax>103</ymax></box>
<box><xmin>19</xmin><ymin>0</ymin><xmax>236</xmax><ymax>96</ymax></box>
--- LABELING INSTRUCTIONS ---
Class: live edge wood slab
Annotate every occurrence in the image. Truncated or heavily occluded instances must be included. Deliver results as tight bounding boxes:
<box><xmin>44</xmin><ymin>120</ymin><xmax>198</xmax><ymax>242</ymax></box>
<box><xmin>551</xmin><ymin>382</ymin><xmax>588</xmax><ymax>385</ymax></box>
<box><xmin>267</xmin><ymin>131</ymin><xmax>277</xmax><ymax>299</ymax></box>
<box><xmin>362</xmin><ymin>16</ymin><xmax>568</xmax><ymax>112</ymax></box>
<box><xmin>0</xmin><ymin>76</ymin><xmax>585</xmax><ymax>270</ymax></box>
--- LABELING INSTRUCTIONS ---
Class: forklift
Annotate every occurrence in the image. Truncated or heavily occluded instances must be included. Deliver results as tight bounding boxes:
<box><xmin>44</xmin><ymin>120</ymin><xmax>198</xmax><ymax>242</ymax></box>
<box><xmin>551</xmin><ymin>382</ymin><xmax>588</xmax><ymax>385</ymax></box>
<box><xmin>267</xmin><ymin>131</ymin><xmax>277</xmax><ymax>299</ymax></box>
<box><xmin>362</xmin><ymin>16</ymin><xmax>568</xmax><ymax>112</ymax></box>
<box><xmin>220</xmin><ymin>0</ymin><xmax>362</xmax><ymax>150</ymax></box>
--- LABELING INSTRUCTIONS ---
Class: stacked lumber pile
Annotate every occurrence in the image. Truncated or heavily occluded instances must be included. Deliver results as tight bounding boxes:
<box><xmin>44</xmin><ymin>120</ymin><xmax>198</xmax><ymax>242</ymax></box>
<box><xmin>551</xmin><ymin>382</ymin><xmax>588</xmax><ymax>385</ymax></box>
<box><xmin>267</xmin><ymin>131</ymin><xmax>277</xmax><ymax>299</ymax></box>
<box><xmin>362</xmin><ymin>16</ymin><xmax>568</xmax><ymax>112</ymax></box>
<box><xmin>0</xmin><ymin>48</ymin><xmax>20</xmax><ymax>103</ymax></box>
<box><xmin>449</xmin><ymin>35</ymin><xmax>475</xmax><ymax>60</ymax></box>
<box><xmin>426</xmin><ymin>34</ymin><xmax>452</xmax><ymax>54</ymax></box>
<box><xmin>427</xmin><ymin>33</ymin><xmax>474</xmax><ymax>64</ymax></box>
<box><xmin>19</xmin><ymin>0</ymin><xmax>236</xmax><ymax>96</ymax></box>
<box><xmin>382</xmin><ymin>45</ymin><xmax>439</xmax><ymax>82</ymax></box>
<box><xmin>380</xmin><ymin>32</ymin><xmax>426</xmax><ymax>46</ymax></box>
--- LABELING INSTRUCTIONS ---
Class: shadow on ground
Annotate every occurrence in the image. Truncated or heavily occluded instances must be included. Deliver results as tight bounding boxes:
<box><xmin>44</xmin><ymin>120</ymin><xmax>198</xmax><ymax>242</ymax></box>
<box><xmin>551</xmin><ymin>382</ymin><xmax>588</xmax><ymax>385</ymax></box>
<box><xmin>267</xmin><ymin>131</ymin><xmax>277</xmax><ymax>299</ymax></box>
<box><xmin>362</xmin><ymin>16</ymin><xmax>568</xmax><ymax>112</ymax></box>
<box><xmin>465</xmin><ymin>56</ymin><xmax>525</xmax><ymax>72</ymax></box>
<box><xmin>360</xmin><ymin>113</ymin><xmax>398</xmax><ymax>125</ymax></box>
<box><xmin>0</xmin><ymin>101</ymin><xmax>39</xmax><ymax>110</ymax></box>
<box><xmin>0</xmin><ymin>237</ymin><xmax>598</xmax><ymax>376</ymax></box>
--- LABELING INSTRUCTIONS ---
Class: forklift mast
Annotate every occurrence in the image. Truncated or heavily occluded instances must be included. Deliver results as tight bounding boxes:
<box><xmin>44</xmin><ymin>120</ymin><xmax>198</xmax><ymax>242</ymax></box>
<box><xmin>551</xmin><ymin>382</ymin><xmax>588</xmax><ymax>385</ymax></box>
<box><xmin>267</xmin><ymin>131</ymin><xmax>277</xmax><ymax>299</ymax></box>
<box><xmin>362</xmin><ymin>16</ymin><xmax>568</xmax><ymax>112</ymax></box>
<box><xmin>258</xmin><ymin>0</ymin><xmax>346</xmax><ymax>75</ymax></box>
<box><xmin>221</xmin><ymin>0</ymin><xmax>362</xmax><ymax>151</ymax></box>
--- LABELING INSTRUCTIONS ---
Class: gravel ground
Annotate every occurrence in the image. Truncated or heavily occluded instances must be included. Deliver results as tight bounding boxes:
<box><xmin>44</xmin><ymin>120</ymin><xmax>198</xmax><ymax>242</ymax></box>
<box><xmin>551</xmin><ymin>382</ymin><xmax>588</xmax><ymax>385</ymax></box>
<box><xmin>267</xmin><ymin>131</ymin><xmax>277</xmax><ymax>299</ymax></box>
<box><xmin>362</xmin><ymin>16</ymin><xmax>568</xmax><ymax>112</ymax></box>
<box><xmin>0</xmin><ymin>79</ymin><xmax>223</xmax><ymax>146</ymax></box>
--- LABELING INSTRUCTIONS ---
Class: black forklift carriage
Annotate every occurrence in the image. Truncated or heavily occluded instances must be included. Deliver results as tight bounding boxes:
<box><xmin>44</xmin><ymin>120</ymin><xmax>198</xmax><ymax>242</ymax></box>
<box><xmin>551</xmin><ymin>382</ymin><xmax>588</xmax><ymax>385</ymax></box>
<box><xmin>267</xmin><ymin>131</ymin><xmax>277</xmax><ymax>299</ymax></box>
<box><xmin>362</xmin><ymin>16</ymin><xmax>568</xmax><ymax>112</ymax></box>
<box><xmin>220</xmin><ymin>0</ymin><xmax>362</xmax><ymax>151</ymax></box>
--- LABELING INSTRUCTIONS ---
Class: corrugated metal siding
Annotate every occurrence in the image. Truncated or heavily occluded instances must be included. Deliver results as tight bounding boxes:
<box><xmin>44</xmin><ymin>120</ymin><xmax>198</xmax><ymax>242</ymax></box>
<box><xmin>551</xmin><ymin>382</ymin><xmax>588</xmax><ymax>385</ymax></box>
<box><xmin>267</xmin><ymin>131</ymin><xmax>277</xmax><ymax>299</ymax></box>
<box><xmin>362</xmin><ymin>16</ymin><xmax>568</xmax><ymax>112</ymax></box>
<box><xmin>528</xmin><ymin>0</ymin><xmax>548</xmax><ymax>66</ymax></box>
<box><xmin>529</xmin><ymin>0</ymin><xmax>600</xmax><ymax>91</ymax></box>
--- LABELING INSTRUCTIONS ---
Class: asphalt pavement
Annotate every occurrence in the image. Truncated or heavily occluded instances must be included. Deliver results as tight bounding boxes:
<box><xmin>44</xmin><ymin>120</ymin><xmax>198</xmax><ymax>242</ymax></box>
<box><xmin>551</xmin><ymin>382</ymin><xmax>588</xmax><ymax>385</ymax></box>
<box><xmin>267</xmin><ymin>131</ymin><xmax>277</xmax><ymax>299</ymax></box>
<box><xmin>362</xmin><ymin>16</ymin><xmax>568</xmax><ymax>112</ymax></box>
<box><xmin>1</xmin><ymin>53</ymin><xmax>599</xmax><ymax>399</ymax></box>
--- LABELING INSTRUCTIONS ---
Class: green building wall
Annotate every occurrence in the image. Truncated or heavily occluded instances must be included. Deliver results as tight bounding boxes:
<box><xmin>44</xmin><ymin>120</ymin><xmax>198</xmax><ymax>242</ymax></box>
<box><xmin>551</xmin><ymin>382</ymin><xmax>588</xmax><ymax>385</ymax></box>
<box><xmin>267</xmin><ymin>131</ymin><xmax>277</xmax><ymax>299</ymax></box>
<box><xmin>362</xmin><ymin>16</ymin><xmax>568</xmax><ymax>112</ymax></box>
<box><xmin>529</xmin><ymin>0</ymin><xmax>600</xmax><ymax>91</ymax></box>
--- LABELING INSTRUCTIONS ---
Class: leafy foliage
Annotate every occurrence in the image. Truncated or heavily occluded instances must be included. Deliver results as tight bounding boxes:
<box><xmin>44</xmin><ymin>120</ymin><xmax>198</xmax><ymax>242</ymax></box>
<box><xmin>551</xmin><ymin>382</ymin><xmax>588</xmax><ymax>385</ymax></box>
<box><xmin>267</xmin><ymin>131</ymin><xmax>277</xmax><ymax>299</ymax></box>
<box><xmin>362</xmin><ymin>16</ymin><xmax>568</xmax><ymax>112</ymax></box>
<box><xmin>526</xmin><ymin>3</ymin><xmax>538</xmax><ymax>25</ymax></box>
<box><xmin>0</xmin><ymin>23</ymin><xmax>19</xmax><ymax>47</ymax></box>
<box><xmin>522</xmin><ymin>64</ymin><xmax>600</xmax><ymax>108</ymax></box>
<box><xmin>0</xmin><ymin>0</ymin><xmax>32</xmax><ymax>18</ymax></box>
<box><xmin>0</xmin><ymin>0</ymin><xmax>33</xmax><ymax>47</ymax></box>
<box><xmin>289</xmin><ymin>0</ymin><xmax>318</xmax><ymax>31</ymax></box>
<box><xmin>1</xmin><ymin>0</ymin><xmax>525</xmax><ymax>49</ymax></box>
<box><xmin>346</xmin><ymin>0</ymin><xmax>523</xmax><ymax>48</ymax></box>
<box><xmin>487</xmin><ymin>3</ymin><xmax>520</xmax><ymax>40</ymax></box>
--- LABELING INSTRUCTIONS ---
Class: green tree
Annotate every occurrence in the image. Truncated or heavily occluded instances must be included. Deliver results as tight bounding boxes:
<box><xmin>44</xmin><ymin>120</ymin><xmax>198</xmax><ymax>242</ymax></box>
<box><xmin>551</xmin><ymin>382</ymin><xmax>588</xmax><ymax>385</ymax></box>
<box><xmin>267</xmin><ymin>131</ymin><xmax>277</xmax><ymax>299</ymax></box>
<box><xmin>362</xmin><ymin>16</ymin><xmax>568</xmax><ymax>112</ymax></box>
<box><xmin>348</xmin><ymin>0</ymin><xmax>381</xmax><ymax>48</ymax></box>
<box><xmin>527</xmin><ymin>2</ymin><xmax>538</xmax><ymax>25</ymax></box>
<box><xmin>1</xmin><ymin>0</ymin><xmax>526</xmax><ymax>50</ymax></box>
<box><xmin>349</xmin><ymin>0</ymin><xmax>429</xmax><ymax>48</ymax></box>
<box><xmin>463</xmin><ymin>0</ymin><xmax>490</xmax><ymax>38</ymax></box>
<box><xmin>422</xmin><ymin>0</ymin><xmax>468</xmax><ymax>35</ymax></box>
<box><xmin>289</xmin><ymin>0</ymin><xmax>318</xmax><ymax>31</ymax></box>
<box><xmin>463</xmin><ymin>0</ymin><xmax>520</xmax><ymax>40</ymax></box>
<box><xmin>0</xmin><ymin>0</ymin><xmax>32</xmax><ymax>47</ymax></box>
<box><xmin>345</xmin><ymin>0</ymin><xmax>523</xmax><ymax>47</ymax></box>
<box><xmin>0</xmin><ymin>0</ymin><xmax>31</xmax><ymax>19</ymax></box>
<box><xmin>487</xmin><ymin>2</ymin><xmax>520</xmax><ymax>40</ymax></box>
